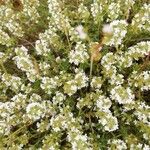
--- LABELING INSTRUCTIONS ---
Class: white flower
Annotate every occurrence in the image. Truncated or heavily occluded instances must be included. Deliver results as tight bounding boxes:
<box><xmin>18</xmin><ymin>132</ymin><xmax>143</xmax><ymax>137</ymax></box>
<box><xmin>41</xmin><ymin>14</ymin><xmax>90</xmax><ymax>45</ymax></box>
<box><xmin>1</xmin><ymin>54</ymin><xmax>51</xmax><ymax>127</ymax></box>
<box><xmin>0</xmin><ymin>121</ymin><xmax>11</xmax><ymax>135</ymax></box>
<box><xmin>91</xmin><ymin>76</ymin><xmax>103</xmax><ymax>89</ymax></box>
<box><xmin>40</xmin><ymin>76</ymin><xmax>61</xmax><ymax>94</ymax></box>
<box><xmin>98</xmin><ymin>113</ymin><xmax>118</xmax><ymax>132</ymax></box>
<box><xmin>26</xmin><ymin>102</ymin><xmax>45</xmax><ymax>121</ymax></box>
<box><xmin>96</xmin><ymin>95</ymin><xmax>112</xmax><ymax>112</ymax></box>
<box><xmin>63</xmin><ymin>80</ymin><xmax>78</xmax><ymax>96</ymax></box>
<box><xmin>134</xmin><ymin>102</ymin><xmax>150</xmax><ymax>124</ymax></box>
<box><xmin>110</xmin><ymin>85</ymin><xmax>135</xmax><ymax>104</ymax></box>
<box><xmin>52</xmin><ymin>92</ymin><xmax>66</xmax><ymax>105</ymax></box>
<box><xmin>76</xmin><ymin>25</ymin><xmax>87</xmax><ymax>39</ymax></box>
<box><xmin>69</xmin><ymin>42</ymin><xmax>89</xmax><ymax>65</ymax></box>
<box><xmin>132</xmin><ymin>4</ymin><xmax>150</xmax><ymax>31</ymax></box>
<box><xmin>75</xmin><ymin>70</ymin><xmax>89</xmax><ymax>89</ymax></box>
<box><xmin>102</xmin><ymin>24</ymin><xmax>113</xmax><ymax>34</ymax></box>
<box><xmin>109</xmin><ymin>74</ymin><xmax>124</xmax><ymax>85</ymax></box>
<box><xmin>30</xmin><ymin>93</ymin><xmax>41</xmax><ymax>102</ymax></box>
<box><xmin>104</xmin><ymin>20</ymin><xmax>128</xmax><ymax>46</ymax></box>
<box><xmin>108</xmin><ymin>139</ymin><xmax>127</xmax><ymax>150</ymax></box>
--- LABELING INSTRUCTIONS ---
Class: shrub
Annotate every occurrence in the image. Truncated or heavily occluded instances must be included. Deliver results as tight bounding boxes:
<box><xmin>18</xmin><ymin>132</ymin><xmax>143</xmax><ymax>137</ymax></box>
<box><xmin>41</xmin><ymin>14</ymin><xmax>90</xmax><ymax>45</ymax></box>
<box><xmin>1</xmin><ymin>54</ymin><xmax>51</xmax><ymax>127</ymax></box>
<box><xmin>0</xmin><ymin>0</ymin><xmax>150</xmax><ymax>149</ymax></box>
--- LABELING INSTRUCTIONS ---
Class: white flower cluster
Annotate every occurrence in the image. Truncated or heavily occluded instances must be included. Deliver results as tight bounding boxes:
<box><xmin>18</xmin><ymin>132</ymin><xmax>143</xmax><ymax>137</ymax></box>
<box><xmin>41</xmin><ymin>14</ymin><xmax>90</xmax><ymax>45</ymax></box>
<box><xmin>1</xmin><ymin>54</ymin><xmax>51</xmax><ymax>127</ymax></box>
<box><xmin>50</xmin><ymin>106</ymin><xmax>92</xmax><ymax>150</ymax></box>
<box><xmin>35</xmin><ymin>27</ymin><xmax>59</xmax><ymax>56</ymax></box>
<box><xmin>109</xmin><ymin>73</ymin><xmax>124</xmax><ymax>86</ymax></box>
<box><xmin>108</xmin><ymin>139</ymin><xmax>127</xmax><ymax>150</ymax></box>
<box><xmin>0</xmin><ymin>101</ymin><xmax>15</xmax><ymax>135</ymax></box>
<box><xmin>91</xmin><ymin>76</ymin><xmax>103</xmax><ymax>89</ymax></box>
<box><xmin>50</xmin><ymin>113</ymin><xmax>67</xmax><ymax>132</ymax></box>
<box><xmin>104</xmin><ymin>20</ymin><xmax>128</xmax><ymax>47</ymax></box>
<box><xmin>69</xmin><ymin>42</ymin><xmax>89</xmax><ymax>65</ymax></box>
<box><xmin>0</xmin><ymin>121</ymin><xmax>11</xmax><ymax>135</ymax></box>
<box><xmin>97</xmin><ymin>111</ymin><xmax>119</xmax><ymax>132</ymax></box>
<box><xmin>21</xmin><ymin>0</ymin><xmax>40</xmax><ymax>23</ymax></box>
<box><xmin>107</xmin><ymin>2</ymin><xmax>121</xmax><ymax>21</ymax></box>
<box><xmin>101</xmin><ymin>52</ymin><xmax>118</xmax><ymax>79</ymax></box>
<box><xmin>40</xmin><ymin>131</ymin><xmax>61</xmax><ymax>150</ymax></box>
<box><xmin>0</xmin><ymin>101</ymin><xmax>15</xmax><ymax>119</ymax></box>
<box><xmin>78</xmin><ymin>3</ymin><xmax>90</xmax><ymax>21</ymax></box>
<box><xmin>35</xmin><ymin>39</ymin><xmax>50</xmax><ymax>56</ymax></box>
<box><xmin>0</xmin><ymin>0</ymin><xmax>40</xmax><ymax>41</ymax></box>
<box><xmin>48</xmin><ymin>0</ymin><xmax>71</xmax><ymax>31</ymax></box>
<box><xmin>50</xmin><ymin>107</ymin><xmax>75</xmax><ymax>131</ymax></box>
<box><xmin>129</xmin><ymin>143</ymin><xmax>150</xmax><ymax>150</ymax></box>
<box><xmin>39</xmin><ymin>61</ymin><xmax>51</xmax><ymax>76</ymax></box>
<box><xmin>64</xmin><ymin>70</ymin><xmax>89</xmax><ymax>96</ymax></box>
<box><xmin>96</xmin><ymin>95</ymin><xmax>112</xmax><ymax>113</ymax></box>
<box><xmin>101</xmin><ymin>52</ymin><xmax>124</xmax><ymax>85</ymax></box>
<box><xmin>96</xmin><ymin>94</ymin><xmax>118</xmax><ymax>132</ymax></box>
<box><xmin>5</xmin><ymin>20</ymin><xmax>24</xmax><ymax>38</ymax></box>
<box><xmin>110</xmin><ymin>85</ymin><xmax>135</xmax><ymax>104</ymax></box>
<box><xmin>117</xmin><ymin>52</ymin><xmax>133</xmax><ymax>68</ymax></box>
<box><xmin>118</xmin><ymin>41</ymin><xmax>150</xmax><ymax>68</ymax></box>
<box><xmin>129</xmin><ymin>71</ymin><xmax>150</xmax><ymax>91</ymax></box>
<box><xmin>30</xmin><ymin>93</ymin><xmax>42</xmax><ymax>102</ymax></box>
<box><xmin>77</xmin><ymin>91</ymin><xmax>97</xmax><ymax>109</ymax></box>
<box><xmin>91</xmin><ymin>0</ymin><xmax>135</xmax><ymax>23</ymax></box>
<box><xmin>101</xmin><ymin>52</ymin><xmax>116</xmax><ymax>66</ymax></box>
<box><xmin>67</xmin><ymin>128</ymin><xmax>91</xmax><ymax>150</ymax></box>
<box><xmin>132</xmin><ymin>4</ymin><xmax>150</xmax><ymax>32</ymax></box>
<box><xmin>77</xmin><ymin>91</ymin><xmax>118</xmax><ymax>132</ymax></box>
<box><xmin>107</xmin><ymin>0</ymin><xmax>135</xmax><ymax>22</ymax></box>
<box><xmin>0</xmin><ymin>93</ymin><xmax>29</xmax><ymax>135</ymax></box>
<box><xmin>0</xmin><ymin>27</ymin><xmax>13</xmax><ymax>46</ymax></box>
<box><xmin>26</xmin><ymin>102</ymin><xmax>45</xmax><ymax>121</ymax></box>
<box><xmin>127</xmin><ymin>41</ymin><xmax>149</xmax><ymax>62</ymax></box>
<box><xmin>69</xmin><ymin>23</ymin><xmax>88</xmax><ymax>41</ymax></box>
<box><xmin>134</xmin><ymin>102</ymin><xmax>150</xmax><ymax>124</ymax></box>
<box><xmin>40</xmin><ymin>76</ymin><xmax>61</xmax><ymax>95</ymax></box>
<box><xmin>1</xmin><ymin>73</ymin><xmax>22</xmax><ymax>92</ymax></box>
<box><xmin>90</xmin><ymin>0</ymin><xmax>104</xmax><ymax>23</ymax></box>
<box><xmin>26</xmin><ymin>99</ymin><xmax>55</xmax><ymax>122</ymax></box>
<box><xmin>13</xmin><ymin>46</ymin><xmax>40</xmax><ymax>82</ymax></box>
<box><xmin>63</xmin><ymin>80</ymin><xmax>78</xmax><ymax>96</ymax></box>
<box><xmin>69</xmin><ymin>27</ymin><xmax>80</xmax><ymax>41</ymax></box>
<box><xmin>11</xmin><ymin>93</ymin><xmax>27</xmax><ymax>111</ymax></box>
<box><xmin>52</xmin><ymin>91</ymin><xmax>66</xmax><ymax>106</ymax></box>
<box><xmin>0</xmin><ymin>5</ymin><xmax>24</xmax><ymax>38</ymax></box>
<box><xmin>37</xmin><ymin>119</ymin><xmax>50</xmax><ymax>132</ymax></box>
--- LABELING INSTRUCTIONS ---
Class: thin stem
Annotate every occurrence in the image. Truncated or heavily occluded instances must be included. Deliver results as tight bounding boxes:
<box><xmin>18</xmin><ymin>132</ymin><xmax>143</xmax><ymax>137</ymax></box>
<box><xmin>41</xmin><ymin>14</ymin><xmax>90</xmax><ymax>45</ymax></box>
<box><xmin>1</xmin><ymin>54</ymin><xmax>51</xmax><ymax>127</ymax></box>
<box><xmin>90</xmin><ymin>56</ymin><xmax>93</xmax><ymax>81</ymax></box>
<box><xmin>116</xmin><ymin>45</ymin><xmax>119</xmax><ymax>52</ymax></box>
<box><xmin>89</xmin><ymin>115</ymin><xmax>94</xmax><ymax>134</ymax></box>
<box><xmin>18</xmin><ymin>37</ymin><xmax>36</xmax><ymax>49</ymax></box>
<box><xmin>0</xmin><ymin>96</ymin><xmax>7</xmax><ymax>100</ymax></box>
<box><xmin>62</xmin><ymin>20</ymin><xmax>71</xmax><ymax>51</ymax></box>
<box><xmin>65</xmin><ymin>27</ymin><xmax>71</xmax><ymax>51</ymax></box>
<box><xmin>0</xmin><ymin>61</ymin><xmax>7</xmax><ymax>74</ymax></box>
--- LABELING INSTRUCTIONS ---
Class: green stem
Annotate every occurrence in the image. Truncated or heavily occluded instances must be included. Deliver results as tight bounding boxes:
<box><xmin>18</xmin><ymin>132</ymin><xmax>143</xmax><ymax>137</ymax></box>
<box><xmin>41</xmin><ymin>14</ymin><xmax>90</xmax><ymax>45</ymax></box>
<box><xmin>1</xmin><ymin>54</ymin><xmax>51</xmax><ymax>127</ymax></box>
<box><xmin>5</xmin><ymin>122</ymin><xmax>32</xmax><ymax>143</ymax></box>
<box><xmin>0</xmin><ymin>96</ymin><xmax>7</xmax><ymax>100</ymax></box>
<box><xmin>90</xmin><ymin>56</ymin><xmax>93</xmax><ymax>81</ymax></box>
<box><xmin>63</xmin><ymin>22</ymin><xmax>71</xmax><ymax>52</ymax></box>
<box><xmin>0</xmin><ymin>61</ymin><xmax>7</xmax><ymax>74</ymax></box>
